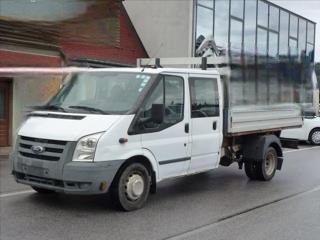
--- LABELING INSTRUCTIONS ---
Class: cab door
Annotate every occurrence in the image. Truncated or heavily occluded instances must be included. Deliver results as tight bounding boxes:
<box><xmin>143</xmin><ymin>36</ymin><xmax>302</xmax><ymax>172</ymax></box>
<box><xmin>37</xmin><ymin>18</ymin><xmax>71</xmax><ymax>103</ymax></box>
<box><xmin>139</xmin><ymin>74</ymin><xmax>191</xmax><ymax>180</ymax></box>
<box><xmin>188</xmin><ymin>75</ymin><xmax>222</xmax><ymax>174</ymax></box>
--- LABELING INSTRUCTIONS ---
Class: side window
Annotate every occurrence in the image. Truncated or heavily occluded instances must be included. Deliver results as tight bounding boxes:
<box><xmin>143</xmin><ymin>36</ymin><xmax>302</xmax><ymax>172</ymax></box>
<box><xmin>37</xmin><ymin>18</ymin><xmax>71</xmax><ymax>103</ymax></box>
<box><xmin>164</xmin><ymin>76</ymin><xmax>184</xmax><ymax>124</ymax></box>
<box><xmin>189</xmin><ymin>77</ymin><xmax>219</xmax><ymax>118</ymax></box>
<box><xmin>141</xmin><ymin>75</ymin><xmax>184</xmax><ymax>130</ymax></box>
<box><xmin>142</xmin><ymin>79</ymin><xmax>164</xmax><ymax>129</ymax></box>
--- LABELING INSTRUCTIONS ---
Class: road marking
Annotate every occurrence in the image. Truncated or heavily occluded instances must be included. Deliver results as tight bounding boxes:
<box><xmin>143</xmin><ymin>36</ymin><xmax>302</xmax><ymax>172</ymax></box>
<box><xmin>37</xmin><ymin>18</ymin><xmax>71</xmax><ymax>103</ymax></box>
<box><xmin>165</xmin><ymin>185</ymin><xmax>320</xmax><ymax>240</ymax></box>
<box><xmin>0</xmin><ymin>190</ymin><xmax>34</xmax><ymax>198</ymax></box>
<box><xmin>284</xmin><ymin>146</ymin><xmax>320</xmax><ymax>154</ymax></box>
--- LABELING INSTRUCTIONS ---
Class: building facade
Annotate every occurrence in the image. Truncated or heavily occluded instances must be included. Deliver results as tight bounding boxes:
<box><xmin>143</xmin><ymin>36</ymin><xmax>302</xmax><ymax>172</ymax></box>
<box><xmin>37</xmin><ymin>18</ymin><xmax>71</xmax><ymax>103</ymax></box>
<box><xmin>124</xmin><ymin>0</ymin><xmax>316</xmax><ymax>60</ymax></box>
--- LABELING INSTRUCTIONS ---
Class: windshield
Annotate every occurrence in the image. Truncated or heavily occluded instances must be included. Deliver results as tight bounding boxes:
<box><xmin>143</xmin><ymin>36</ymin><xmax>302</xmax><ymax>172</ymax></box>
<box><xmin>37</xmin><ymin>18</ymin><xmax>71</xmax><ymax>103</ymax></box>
<box><xmin>47</xmin><ymin>72</ymin><xmax>155</xmax><ymax>114</ymax></box>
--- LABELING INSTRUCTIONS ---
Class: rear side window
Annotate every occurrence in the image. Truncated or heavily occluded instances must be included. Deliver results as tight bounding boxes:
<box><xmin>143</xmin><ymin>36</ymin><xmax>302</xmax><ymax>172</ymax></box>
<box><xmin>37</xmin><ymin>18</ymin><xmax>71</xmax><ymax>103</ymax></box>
<box><xmin>189</xmin><ymin>77</ymin><xmax>219</xmax><ymax>118</ymax></box>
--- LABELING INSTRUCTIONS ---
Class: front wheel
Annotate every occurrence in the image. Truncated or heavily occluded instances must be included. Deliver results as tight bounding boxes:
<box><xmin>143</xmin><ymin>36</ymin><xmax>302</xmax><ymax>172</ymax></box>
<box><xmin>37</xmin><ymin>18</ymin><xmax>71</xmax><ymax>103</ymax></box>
<box><xmin>245</xmin><ymin>147</ymin><xmax>278</xmax><ymax>181</ymax></box>
<box><xmin>111</xmin><ymin>163</ymin><xmax>151</xmax><ymax>211</ymax></box>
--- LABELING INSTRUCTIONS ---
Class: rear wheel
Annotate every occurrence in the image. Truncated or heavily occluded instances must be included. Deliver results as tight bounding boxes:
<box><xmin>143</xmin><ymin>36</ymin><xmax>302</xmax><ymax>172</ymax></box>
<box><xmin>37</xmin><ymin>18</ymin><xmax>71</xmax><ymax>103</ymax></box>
<box><xmin>245</xmin><ymin>147</ymin><xmax>278</xmax><ymax>181</ymax></box>
<box><xmin>309</xmin><ymin>129</ymin><xmax>320</xmax><ymax>145</ymax></box>
<box><xmin>244</xmin><ymin>161</ymin><xmax>259</xmax><ymax>180</ymax></box>
<box><xmin>260</xmin><ymin>147</ymin><xmax>278</xmax><ymax>181</ymax></box>
<box><xmin>32</xmin><ymin>186</ymin><xmax>55</xmax><ymax>194</ymax></box>
<box><xmin>111</xmin><ymin>163</ymin><xmax>151</xmax><ymax>211</ymax></box>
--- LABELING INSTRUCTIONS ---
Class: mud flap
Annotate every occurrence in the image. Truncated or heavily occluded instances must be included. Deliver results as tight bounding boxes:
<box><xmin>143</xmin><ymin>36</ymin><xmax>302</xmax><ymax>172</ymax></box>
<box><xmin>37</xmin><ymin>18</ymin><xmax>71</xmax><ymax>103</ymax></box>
<box><xmin>277</xmin><ymin>157</ymin><xmax>283</xmax><ymax>170</ymax></box>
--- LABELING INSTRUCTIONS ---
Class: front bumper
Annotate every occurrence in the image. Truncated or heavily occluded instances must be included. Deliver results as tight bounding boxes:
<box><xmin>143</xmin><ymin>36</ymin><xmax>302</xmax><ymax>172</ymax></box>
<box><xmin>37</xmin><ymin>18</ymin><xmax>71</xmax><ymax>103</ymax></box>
<box><xmin>12</xmin><ymin>135</ymin><xmax>125</xmax><ymax>195</ymax></box>
<box><xmin>13</xmin><ymin>160</ymin><xmax>124</xmax><ymax>195</ymax></box>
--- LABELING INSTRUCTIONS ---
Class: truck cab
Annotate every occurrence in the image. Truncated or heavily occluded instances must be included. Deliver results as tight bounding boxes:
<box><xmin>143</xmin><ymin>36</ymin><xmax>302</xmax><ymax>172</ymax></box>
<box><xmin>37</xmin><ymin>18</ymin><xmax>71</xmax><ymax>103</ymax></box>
<box><xmin>11</xmin><ymin>67</ymin><xmax>229</xmax><ymax>210</ymax></box>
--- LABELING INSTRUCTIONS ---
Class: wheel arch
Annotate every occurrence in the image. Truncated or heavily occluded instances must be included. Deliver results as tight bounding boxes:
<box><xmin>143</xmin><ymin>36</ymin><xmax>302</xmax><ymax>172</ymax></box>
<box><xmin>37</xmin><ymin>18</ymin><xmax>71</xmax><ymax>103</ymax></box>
<box><xmin>270</xmin><ymin>142</ymin><xmax>283</xmax><ymax>158</ymax></box>
<box><xmin>243</xmin><ymin>134</ymin><xmax>283</xmax><ymax>170</ymax></box>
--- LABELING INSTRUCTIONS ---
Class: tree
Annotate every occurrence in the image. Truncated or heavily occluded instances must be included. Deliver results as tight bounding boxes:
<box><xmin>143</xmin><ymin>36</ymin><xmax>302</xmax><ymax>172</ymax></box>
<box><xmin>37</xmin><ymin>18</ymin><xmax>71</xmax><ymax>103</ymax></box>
<box><xmin>316</xmin><ymin>62</ymin><xmax>320</xmax><ymax>83</ymax></box>
<box><xmin>316</xmin><ymin>63</ymin><xmax>320</xmax><ymax>104</ymax></box>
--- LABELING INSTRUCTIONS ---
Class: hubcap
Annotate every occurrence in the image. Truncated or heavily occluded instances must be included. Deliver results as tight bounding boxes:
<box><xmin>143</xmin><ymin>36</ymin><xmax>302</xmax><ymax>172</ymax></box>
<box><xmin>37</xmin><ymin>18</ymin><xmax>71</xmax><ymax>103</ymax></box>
<box><xmin>125</xmin><ymin>174</ymin><xmax>145</xmax><ymax>201</ymax></box>
<box><xmin>265</xmin><ymin>152</ymin><xmax>276</xmax><ymax>176</ymax></box>
<box><xmin>311</xmin><ymin>131</ymin><xmax>320</xmax><ymax>144</ymax></box>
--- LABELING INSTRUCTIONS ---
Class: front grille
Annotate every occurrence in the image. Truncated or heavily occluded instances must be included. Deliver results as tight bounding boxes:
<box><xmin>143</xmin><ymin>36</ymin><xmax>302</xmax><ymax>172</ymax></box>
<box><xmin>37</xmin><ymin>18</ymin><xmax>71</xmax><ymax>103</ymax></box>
<box><xmin>19</xmin><ymin>152</ymin><xmax>60</xmax><ymax>161</ymax></box>
<box><xmin>19</xmin><ymin>143</ymin><xmax>63</xmax><ymax>153</ymax></box>
<box><xmin>18</xmin><ymin>136</ymin><xmax>67</xmax><ymax>162</ymax></box>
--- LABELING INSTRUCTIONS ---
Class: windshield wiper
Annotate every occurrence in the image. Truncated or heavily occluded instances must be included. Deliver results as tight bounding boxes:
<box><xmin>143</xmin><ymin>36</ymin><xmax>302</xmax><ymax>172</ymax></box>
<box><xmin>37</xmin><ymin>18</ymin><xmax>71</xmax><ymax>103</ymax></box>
<box><xmin>33</xmin><ymin>105</ymin><xmax>67</xmax><ymax>112</ymax></box>
<box><xmin>68</xmin><ymin>106</ymin><xmax>109</xmax><ymax>114</ymax></box>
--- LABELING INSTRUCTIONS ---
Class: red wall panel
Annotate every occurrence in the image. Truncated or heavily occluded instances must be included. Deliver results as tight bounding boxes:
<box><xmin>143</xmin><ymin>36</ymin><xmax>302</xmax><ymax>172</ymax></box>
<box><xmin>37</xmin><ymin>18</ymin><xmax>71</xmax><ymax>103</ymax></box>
<box><xmin>0</xmin><ymin>51</ymin><xmax>61</xmax><ymax>67</ymax></box>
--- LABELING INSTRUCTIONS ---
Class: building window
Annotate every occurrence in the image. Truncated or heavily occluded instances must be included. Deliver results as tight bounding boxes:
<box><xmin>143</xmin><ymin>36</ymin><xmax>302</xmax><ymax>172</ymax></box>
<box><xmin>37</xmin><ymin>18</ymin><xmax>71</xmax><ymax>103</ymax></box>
<box><xmin>244</xmin><ymin>0</ymin><xmax>257</xmax><ymax>55</ymax></box>
<box><xmin>307</xmin><ymin>22</ymin><xmax>315</xmax><ymax>44</ymax></box>
<box><xmin>196</xmin><ymin>5</ymin><xmax>213</xmax><ymax>39</ymax></box>
<box><xmin>269</xmin><ymin>32</ymin><xmax>279</xmax><ymax>58</ymax></box>
<box><xmin>198</xmin><ymin>0</ymin><xmax>213</xmax><ymax>8</ymax></box>
<box><xmin>214</xmin><ymin>0</ymin><xmax>229</xmax><ymax>49</ymax></box>
<box><xmin>289</xmin><ymin>38</ymin><xmax>298</xmax><ymax>55</ymax></box>
<box><xmin>269</xmin><ymin>6</ymin><xmax>279</xmax><ymax>32</ymax></box>
<box><xmin>257</xmin><ymin>28</ymin><xmax>267</xmax><ymax>57</ymax></box>
<box><xmin>230</xmin><ymin>0</ymin><xmax>244</xmax><ymax>19</ymax></box>
<box><xmin>279</xmin><ymin>10</ymin><xmax>289</xmax><ymax>56</ymax></box>
<box><xmin>230</xmin><ymin>19</ymin><xmax>243</xmax><ymax>52</ymax></box>
<box><xmin>258</xmin><ymin>0</ymin><xmax>268</xmax><ymax>28</ymax></box>
<box><xmin>306</xmin><ymin>44</ymin><xmax>314</xmax><ymax>61</ymax></box>
<box><xmin>290</xmin><ymin>14</ymin><xmax>298</xmax><ymax>38</ymax></box>
<box><xmin>298</xmin><ymin>19</ymin><xmax>307</xmax><ymax>52</ymax></box>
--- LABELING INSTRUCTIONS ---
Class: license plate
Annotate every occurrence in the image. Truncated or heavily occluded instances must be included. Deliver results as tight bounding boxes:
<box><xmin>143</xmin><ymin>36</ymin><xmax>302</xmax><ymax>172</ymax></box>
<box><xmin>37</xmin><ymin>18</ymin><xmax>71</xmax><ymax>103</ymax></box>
<box><xmin>22</xmin><ymin>165</ymin><xmax>48</xmax><ymax>177</ymax></box>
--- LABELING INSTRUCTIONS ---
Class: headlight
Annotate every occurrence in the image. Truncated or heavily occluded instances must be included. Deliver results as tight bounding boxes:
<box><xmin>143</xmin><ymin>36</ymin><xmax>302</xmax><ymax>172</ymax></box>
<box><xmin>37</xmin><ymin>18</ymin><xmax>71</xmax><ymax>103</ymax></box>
<box><xmin>72</xmin><ymin>132</ymin><xmax>104</xmax><ymax>162</ymax></box>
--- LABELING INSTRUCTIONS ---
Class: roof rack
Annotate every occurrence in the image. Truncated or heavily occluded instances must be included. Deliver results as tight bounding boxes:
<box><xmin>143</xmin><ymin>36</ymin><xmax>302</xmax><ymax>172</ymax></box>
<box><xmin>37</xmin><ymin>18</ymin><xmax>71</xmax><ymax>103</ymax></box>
<box><xmin>137</xmin><ymin>56</ymin><xmax>231</xmax><ymax>76</ymax></box>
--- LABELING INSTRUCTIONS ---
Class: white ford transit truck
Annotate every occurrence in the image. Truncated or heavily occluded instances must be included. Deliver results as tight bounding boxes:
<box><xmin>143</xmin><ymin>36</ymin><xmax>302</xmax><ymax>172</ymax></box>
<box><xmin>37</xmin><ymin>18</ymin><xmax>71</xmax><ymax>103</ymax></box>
<box><xmin>9</xmin><ymin>57</ymin><xmax>317</xmax><ymax>211</ymax></box>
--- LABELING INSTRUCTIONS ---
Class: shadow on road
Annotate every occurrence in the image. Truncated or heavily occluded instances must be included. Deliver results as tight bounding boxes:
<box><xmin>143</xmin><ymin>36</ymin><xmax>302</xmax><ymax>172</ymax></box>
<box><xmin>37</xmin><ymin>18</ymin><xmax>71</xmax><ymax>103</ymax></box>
<box><xmin>19</xmin><ymin>166</ymin><xmax>266</xmax><ymax>213</ymax></box>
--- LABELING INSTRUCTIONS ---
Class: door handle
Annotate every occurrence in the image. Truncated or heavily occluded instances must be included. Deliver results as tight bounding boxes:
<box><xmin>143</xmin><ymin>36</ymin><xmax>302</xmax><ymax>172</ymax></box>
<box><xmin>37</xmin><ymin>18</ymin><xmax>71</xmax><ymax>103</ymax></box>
<box><xmin>185</xmin><ymin>123</ymin><xmax>189</xmax><ymax>133</ymax></box>
<box><xmin>213</xmin><ymin>121</ymin><xmax>217</xmax><ymax>130</ymax></box>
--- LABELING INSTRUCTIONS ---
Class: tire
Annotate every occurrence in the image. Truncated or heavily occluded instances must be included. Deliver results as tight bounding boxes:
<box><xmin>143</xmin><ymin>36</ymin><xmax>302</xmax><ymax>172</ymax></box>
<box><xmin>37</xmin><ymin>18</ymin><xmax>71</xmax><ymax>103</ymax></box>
<box><xmin>245</xmin><ymin>161</ymin><xmax>259</xmax><ymax>180</ymax></box>
<box><xmin>309</xmin><ymin>129</ymin><xmax>320</xmax><ymax>145</ymax></box>
<box><xmin>32</xmin><ymin>186</ymin><xmax>55</xmax><ymax>194</ymax></box>
<box><xmin>245</xmin><ymin>147</ymin><xmax>278</xmax><ymax>181</ymax></box>
<box><xmin>258</xmin><ymin>147</ymin><xmax>278</xmax><ymax>181</ymax></box>
<box><xmin>111</xmin><ymin>163</ymin><xmax>151</xmax><ymax>211</ymax></box>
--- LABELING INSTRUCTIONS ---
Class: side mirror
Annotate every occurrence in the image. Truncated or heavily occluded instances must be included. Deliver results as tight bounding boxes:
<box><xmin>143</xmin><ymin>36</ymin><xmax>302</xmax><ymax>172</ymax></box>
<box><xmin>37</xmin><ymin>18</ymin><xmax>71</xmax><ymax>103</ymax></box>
<box><xmin>151</xmin><ymin>104</ymin><xmax>164</xmax><ymax>124</ymax></box>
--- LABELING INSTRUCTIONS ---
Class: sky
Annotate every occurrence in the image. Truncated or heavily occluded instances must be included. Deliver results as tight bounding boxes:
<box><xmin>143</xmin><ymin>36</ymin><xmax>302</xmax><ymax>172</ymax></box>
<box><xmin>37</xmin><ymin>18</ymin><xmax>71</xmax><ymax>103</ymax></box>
<box><xmin>271</xmin><ymin>0</ymin><xmax>320</xmax><ymax>62</ymax></box>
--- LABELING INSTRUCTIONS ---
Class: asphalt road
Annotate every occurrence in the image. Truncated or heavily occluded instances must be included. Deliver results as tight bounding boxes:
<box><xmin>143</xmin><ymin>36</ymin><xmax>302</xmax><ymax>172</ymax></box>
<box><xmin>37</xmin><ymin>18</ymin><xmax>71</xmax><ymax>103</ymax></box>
<box><xmin>1</xmin><ymin>146</ymin><xmax>320</xmax><ymax>240</ymax></box>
